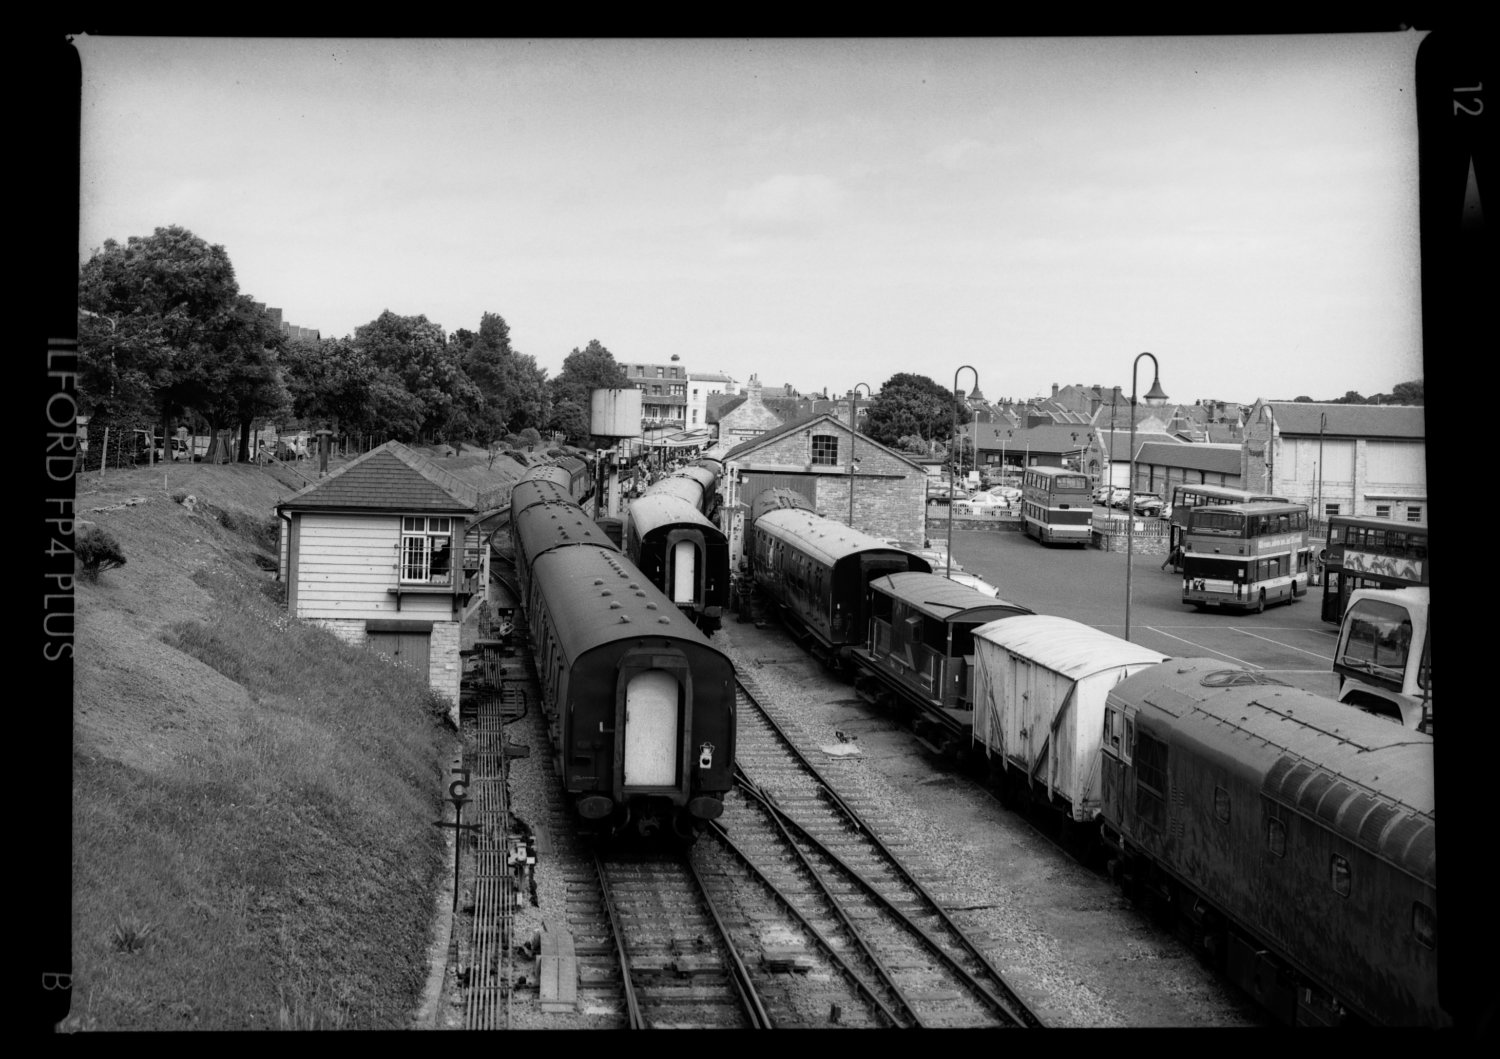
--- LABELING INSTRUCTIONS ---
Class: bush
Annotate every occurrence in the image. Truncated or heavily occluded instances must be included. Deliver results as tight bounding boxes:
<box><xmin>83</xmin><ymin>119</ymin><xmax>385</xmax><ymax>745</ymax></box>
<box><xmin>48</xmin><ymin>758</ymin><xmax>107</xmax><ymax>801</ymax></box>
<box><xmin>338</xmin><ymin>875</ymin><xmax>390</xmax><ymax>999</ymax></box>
<box><xmin>77</xmin><ymin>525</ymin><xmax>127</xmax><ymax>581</ymax></box>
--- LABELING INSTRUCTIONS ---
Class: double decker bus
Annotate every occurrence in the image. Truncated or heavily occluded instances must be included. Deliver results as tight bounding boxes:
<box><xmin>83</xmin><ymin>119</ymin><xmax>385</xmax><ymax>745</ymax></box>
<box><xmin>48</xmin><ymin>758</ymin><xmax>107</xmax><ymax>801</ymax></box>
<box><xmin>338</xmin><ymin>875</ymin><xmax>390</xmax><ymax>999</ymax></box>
<box><xmin>1021</xmin><ymin>466</ymin><xmax>1092</xmax><ymax>546</ymax></box>
<box><xmin>1319</xmin><ymin>514</ymin><xmax>1430</xmax><ymax>624</ymax></box>
<box><xmin>1181</xmin><ymin>501</ymin><xmax>1313</xmax><ymax>612</ymax></box>
<box><xmin>1333</xmin><ymin>586</ymin><xmax>1432</xmax><ymax>732</ymax></box>
<box><xmin>1166</xmin><ymin>484</ymin><xmax>1287</xmax><ymax>563</ymax></box>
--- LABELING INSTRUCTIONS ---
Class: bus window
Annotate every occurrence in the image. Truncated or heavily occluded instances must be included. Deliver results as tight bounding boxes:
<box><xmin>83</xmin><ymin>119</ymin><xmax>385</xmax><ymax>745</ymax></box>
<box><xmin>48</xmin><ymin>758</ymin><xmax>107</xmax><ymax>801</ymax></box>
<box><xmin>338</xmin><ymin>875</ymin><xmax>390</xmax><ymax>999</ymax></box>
<box><xmin>1338</xmin><ymin>599</ymin><xmax>1413</xmax><ymax>679</ymax></box>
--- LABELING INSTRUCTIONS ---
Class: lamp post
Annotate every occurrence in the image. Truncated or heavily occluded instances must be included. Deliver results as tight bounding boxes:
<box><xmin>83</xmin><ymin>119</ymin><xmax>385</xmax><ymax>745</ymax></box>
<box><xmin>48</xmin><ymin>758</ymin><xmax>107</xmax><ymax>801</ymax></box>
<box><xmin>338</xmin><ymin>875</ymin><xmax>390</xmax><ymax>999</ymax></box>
<box><xmin>847</xmin><ymin>382</ymin><xmax>871</xmax><ymax>529</ymax></box>
<box><xmin>1316</xmin><ymin>411</ymin><xmax>1327</xmax><ymax>528</ymax></box>
<box><xmin>1124</xmin><ymin>353</ymin><xmax>1168</xmax><ymax>642</ymax></box>
<box><xmin>947</xmin><ymin>366</ymin><xmax>979</xmax><ymax>580</ymax></box>
<box><xmin>1108</xmin><ymin>385</ymin><xmax>1121</xmax><ymax>500</ymax></box>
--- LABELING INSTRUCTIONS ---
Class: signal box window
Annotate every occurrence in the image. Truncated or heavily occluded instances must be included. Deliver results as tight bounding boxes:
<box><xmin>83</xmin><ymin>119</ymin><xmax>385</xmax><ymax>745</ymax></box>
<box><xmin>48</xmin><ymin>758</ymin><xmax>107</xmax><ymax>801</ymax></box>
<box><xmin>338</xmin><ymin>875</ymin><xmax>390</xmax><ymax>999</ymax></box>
<box><xmin>401</xmin><ymin>516</ymin><xmax>453</xmax><ymax>585</ymax></box>
<box><xmin>1331</xmin><ymin>854</ymin><xmax>1352</xmax><ymax>897</ymax></box>
<box><xmin>811</xmin><ymin>434</ymin><xmax>840</xmax><ymax>466</ymax></box>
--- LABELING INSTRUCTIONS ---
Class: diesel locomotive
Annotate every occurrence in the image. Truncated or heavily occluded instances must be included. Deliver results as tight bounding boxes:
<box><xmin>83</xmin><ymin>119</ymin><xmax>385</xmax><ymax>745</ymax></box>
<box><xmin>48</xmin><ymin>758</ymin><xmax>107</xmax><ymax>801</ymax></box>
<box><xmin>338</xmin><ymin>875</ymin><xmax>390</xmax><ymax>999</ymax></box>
<box><xmin>510</xmin><ymin>465</ymin><xmax>736</xmax><ymax>840</ymax></box>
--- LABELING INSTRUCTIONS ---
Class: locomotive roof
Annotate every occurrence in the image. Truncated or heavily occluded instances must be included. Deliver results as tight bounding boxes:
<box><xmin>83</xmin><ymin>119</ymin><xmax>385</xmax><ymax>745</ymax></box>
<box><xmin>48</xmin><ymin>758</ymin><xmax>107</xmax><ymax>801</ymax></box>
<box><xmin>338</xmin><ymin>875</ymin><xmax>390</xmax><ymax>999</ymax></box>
<box><xmin>971</xmin><ymin>614</ymin><xmax>1167</xmax><ymax>678</ymax></box>
<box><xmin>749</xmin><ymin>487</ymin><xmax>813</xmax><ymax>524</ymax></box>
<box><xmin>625</xmin><ymin>493</ymin><xmax>719</xmax><ymax>537</ymax></box>
<box><xmin>1111</xmin><ymin>658</ymin><xmax>1435</xmax><ymax>886</ymax></box>
<box><xmin>530</xmin><ymin>544</ymin><xmax>732</xmax><ymax>665</ymax></box>
<box><xmin>645</xmin><ymin>472</ymin><xmax>712</xmax><ymax>508</ymax></box>
<box><xmin>755</xmin><ymin>508</ymin><xmax>933</xmax><ymax>570</ymax></box>
<box><xmin>869</xmin><ymin>572</ymin><xmax>1033</xmax><ymax>624</ymax></box>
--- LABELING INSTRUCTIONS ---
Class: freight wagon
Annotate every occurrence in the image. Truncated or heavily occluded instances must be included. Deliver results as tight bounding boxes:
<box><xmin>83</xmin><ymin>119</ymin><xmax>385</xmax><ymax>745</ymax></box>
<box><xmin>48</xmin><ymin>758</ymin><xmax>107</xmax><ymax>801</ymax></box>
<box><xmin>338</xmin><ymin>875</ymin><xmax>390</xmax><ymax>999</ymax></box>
<box><xmin>970</xmin><ymin>615</ymin><xmax>1166</xmax><ymax>844</ymax></box>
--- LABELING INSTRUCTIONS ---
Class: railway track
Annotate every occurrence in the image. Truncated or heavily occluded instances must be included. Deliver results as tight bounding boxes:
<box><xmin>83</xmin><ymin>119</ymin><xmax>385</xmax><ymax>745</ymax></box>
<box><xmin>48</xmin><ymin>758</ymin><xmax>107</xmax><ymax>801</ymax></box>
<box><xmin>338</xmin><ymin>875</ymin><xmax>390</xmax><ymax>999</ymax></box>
<box><xmin>725</xmin><ymin>672</ymin><xmax>1044</xmax><ymax>1028</ymax></box>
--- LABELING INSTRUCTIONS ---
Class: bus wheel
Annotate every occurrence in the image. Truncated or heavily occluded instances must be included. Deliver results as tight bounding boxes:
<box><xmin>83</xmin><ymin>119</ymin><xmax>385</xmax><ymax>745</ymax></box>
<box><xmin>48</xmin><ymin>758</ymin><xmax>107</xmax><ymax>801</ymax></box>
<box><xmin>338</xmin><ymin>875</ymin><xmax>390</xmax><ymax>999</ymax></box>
<box><xmin>1254</xmin><ymin>591</ymin><xmax>1265</xmax><ymax>614</ymax></box>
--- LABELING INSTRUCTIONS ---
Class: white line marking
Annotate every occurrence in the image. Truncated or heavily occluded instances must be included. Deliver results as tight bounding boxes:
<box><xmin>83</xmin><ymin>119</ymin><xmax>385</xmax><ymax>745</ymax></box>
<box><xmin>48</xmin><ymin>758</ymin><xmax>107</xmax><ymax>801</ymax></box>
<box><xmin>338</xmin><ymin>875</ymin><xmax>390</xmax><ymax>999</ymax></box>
<box><xmin>1141</xmin><ymin>627</ymin><xmax>1262</xmax><ymax>669</ymax></box>
<box><xmin>1227</xmin><ymin>627</ymin><xmax>1335</xmax><ymax>663</ymax></box>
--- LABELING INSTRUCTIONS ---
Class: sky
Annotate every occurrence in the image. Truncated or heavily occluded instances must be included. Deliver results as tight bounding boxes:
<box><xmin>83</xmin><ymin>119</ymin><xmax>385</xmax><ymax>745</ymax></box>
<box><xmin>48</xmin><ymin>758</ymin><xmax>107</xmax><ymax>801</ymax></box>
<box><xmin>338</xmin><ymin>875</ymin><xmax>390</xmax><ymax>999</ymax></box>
<box><xmin>76</xmin><ymin>34</ymin><xmax>1428</xmax><ymax>408</ymax></box>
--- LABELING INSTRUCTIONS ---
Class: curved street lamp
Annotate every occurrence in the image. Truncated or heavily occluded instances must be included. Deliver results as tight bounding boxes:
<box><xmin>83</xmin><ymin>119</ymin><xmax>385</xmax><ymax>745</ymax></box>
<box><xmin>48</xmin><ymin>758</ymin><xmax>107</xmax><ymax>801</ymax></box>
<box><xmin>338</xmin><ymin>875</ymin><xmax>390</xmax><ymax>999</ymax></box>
<box><xmin>1316</xmin><ymin>410</ymin><xmax>1328</xmax><ymax>527</ymax></box>
<box><xmin>947</xmin><ymin>366</ymin><xmax>980</xmax><ymax>580</ymax></box>
<box><xmin>1124</xmin><ymin>353</ymin><xmax>1168</xmax><ymax>642</ymax></box>
<box><xmin>847</xmin><ymin>382</ymin><xmax>872</xmax><ymax>528</ymax></box>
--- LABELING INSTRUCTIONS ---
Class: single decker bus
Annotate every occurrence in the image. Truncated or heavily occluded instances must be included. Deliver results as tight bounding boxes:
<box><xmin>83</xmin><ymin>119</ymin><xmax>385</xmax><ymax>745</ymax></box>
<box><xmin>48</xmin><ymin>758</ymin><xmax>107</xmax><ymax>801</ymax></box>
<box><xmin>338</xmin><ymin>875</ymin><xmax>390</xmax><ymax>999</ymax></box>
<box><xmin>1319</xmin><ymin>514</ymin><xmax>1429</xmax><ymax>624</ymax></box>
<box><xmin>1181</xmin><ymin>501</ymin><xmax>1313</xmax><ymax>612</ymax></box>
<box><xmin>1021</xmin><ymin>466</ymin><xmax>1092</xmax><ymax>546</ymax></box>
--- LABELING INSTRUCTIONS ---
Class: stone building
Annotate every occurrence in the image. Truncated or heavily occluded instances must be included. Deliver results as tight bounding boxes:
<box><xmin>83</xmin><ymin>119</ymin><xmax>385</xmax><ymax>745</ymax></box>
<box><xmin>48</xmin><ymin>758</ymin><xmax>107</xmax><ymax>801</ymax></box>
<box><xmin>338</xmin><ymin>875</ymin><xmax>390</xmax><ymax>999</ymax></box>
<box><xmin>720</xmin><ymin>411</ymin><xmax>929</xmax><ymax>565</ymax></box>
<box><xmin>1243</xmin><ymin>401</ymin><xmax>1426</xmax><ymax>523</ymax></box>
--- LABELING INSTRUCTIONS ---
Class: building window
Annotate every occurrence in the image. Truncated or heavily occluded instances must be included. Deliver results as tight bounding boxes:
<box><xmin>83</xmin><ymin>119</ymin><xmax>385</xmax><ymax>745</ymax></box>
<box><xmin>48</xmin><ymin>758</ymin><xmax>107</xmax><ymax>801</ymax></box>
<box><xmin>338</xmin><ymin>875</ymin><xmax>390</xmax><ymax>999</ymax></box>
<box><xmin>401</xmin><ymin>516</ymin><xmax>453</xmax><ymax>585</ymax></box>
<box><xmin>1331</xmin><ymin>853</ymin><xmax>1352</xmax><ymax>897</ymax></box>
<box><xmin>1375</xmin><ymin>504</ymin><xmax>1391</xmax><ymax>519</ymax></box>
<box><xmin>1407</xmin><ymin>506</ymin><xmax>1422</xmax><ymax>522</ymax></box>
<box><xmin>811</xmin><ymin>434</ymin><xmax>839</xmax><ymax>466</ymax></box>
<box><xmin>656</xmin><ymin>367</ymin><xmax>664</xmax><ymax>378</ymax></box>
<box><xmin>1324</xmin><ymin>503</ymin><xmax>1340</xmax><ymax>519</ymax></box>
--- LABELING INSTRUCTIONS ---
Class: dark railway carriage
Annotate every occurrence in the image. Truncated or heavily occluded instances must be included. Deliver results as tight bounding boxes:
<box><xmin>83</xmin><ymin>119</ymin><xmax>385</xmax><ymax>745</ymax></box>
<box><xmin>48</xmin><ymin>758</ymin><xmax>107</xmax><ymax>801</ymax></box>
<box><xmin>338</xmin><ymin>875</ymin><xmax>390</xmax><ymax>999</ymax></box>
<box><xmin>623</xmin><ymin>492</ymin><xmax>730</xmax><ymax>633</ymax></box>
<box><xmin>650</xmin><ymin>463</ymin><xmax>721</xmax><ymax>520</ymax></box>
<box><xmin>850</xmin><ymin>572</ymin><xmax>1033</xmax><ymax>757</ymax></box>
<box><xmin>747</xmin><ymin>488</ymin><xmax>931</xmax><ymax>662</ymax></box>
<box><xmin>510</xmin><ymin>466</ymin><xmax>735</xmax><ymax>840</ymax></box>
<box><xmin>1099</xmin><ymin>659</ymin><xmax>1442</xmax><ymax>1027</ymax></box>
<box><xmin>522</xmin><ymin>455</ymin><xmax>593</xmax><ymax>505</ymax></box>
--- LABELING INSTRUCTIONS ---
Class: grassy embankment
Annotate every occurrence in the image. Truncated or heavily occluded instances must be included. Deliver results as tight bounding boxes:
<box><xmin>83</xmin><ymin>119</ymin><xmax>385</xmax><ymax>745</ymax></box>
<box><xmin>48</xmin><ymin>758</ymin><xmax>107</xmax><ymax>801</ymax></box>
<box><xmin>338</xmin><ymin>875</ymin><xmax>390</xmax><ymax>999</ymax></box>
<box><xmin>70</xmin><ymin>461</ymin><xmax>458</xmax><ymax>1030</ymax></box>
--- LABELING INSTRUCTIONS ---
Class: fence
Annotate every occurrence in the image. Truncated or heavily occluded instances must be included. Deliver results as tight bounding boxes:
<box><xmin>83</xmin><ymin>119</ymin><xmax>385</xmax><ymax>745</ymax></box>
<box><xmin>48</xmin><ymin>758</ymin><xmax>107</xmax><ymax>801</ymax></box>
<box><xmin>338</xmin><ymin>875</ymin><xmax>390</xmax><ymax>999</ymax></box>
<box><xmin>1091</xmin><ymin>513</ymin><xmax>1170</xmax><ymax>554</ymax></box>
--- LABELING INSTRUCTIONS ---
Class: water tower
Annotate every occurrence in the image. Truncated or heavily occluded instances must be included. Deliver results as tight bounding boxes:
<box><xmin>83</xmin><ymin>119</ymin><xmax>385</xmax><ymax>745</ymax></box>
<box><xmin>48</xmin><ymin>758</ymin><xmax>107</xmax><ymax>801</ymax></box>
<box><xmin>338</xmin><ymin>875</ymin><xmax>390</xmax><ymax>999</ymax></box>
<box><xmin>589</xmin><ymin>387</ymin><xmax>643</xmax><ymax>519</ymax></box>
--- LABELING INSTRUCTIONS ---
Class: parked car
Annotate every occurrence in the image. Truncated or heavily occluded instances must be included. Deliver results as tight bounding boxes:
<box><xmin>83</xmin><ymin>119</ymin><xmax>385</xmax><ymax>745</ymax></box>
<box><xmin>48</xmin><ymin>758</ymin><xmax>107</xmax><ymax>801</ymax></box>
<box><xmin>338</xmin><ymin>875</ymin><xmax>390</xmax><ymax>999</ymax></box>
<box><xmin>1110</xmin><ymin>490</ymin><xmax>1135</xmax><ymax>509</ymax></box>
<box><xmin>987</xmin><ymin>485</ymin><xmax>1022</xmax><ymax>502</ymax></box>
<box><xmin>926</xmin><ymin>481</ymin><xmax>965</xmax><ymax>504</ymax></box>
<box><xmin>1093</xmin><ymin>485</ymin><xmax>1124</xmax><ymax>506</ymax></box>
<box><xmin>1132</xmin><ymin>493</ymin><xmax>1166</xmax><ymax>516</ymax></box>
<box><xmin>954</xmin><ymin>491</ymin><xmax>1011</xmax><ymax>515</ymax></box>
<box><xmin>883</xmin><ymin>539</ymin><xmax>960</xmax><ymax>573</ymax></box>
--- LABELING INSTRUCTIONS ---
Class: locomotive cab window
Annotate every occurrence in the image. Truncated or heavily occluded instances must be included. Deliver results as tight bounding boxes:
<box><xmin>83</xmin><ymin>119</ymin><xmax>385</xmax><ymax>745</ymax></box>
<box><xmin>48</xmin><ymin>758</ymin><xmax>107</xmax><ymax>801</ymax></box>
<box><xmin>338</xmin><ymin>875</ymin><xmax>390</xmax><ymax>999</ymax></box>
<box><xmin>401</xmin><ymin>516</ymin><xmax>453</xmax><ymax>585</ymax></box>
<box><xmin>1412</xmin><ymin>902</ymin><xmax>1436</xmax><ymax>949</ymax></box>
<box><xmin>1213</xmin><ymin>785</ymin><xmax>1231</xmax><ymax>824</ymax></box>
<box><xmin>1331</xmin><ymin>854</ymin><xmax>1352</xmax><ymax>897</ymax></box>
<box><xmin>1266</xmin><ymin>815</ymin><xmax>1287</xmax><ymax>857</ymax></box>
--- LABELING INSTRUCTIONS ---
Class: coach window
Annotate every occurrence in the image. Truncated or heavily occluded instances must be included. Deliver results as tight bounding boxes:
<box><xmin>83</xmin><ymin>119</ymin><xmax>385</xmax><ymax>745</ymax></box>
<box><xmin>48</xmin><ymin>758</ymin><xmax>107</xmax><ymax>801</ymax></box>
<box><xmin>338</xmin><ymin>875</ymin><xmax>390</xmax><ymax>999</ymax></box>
<box><xmin>1412</xmin><ymin>902</ymin><xmax>1436</xmax><ymax>949</ymax></box>
<box><xmin>811</xmin><ymin>434</ymin><xmax>839</xmax><ymax>466</ymax></box>
<box><xmin>1103</xmin><ymin>707</ymin><xmax>1120</xmax><ymax>754</ymax></box>
<box><xmin>1213</xmin><ymin>785</ymin><xmax>1231</xmax><ymax>824</ymax></box>
<box><xmin>1331</xmin><ymin>854</ymin><xmax>1352</xmax><ymax>897</ymax></box>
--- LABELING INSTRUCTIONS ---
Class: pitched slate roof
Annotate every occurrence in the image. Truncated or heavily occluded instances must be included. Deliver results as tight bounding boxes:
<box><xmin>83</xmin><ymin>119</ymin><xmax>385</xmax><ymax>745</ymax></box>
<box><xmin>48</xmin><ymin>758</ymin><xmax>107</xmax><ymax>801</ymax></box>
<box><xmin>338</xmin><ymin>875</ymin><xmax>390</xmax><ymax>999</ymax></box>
<box><xmin>1135</xmin><ymin>441</ymin><xmax>1243</xmax><ymax>474</ymax></box>
<box><xmin>277</xmin><ymin>441</ymin><xmax>480</xmax><ymax>514</ymax></box>
<box><xmin>1264</xmin><ymin>402</ymin><xmax>1424</xmax><ymax>439</ymax></box>
<box><xmin>722</xmin><ymin>411</ymin><xmax>924</xmax><ymax>470</ymax></box>
<box><xmin>980</xmin><ymin>423</ymin><xmax>1097</xmax><ymax>454</ymax></box>
<box><xmin>1101</xmin><ymin>429</ymin><xmax>1181</xmax><ymax>461</ymax></box>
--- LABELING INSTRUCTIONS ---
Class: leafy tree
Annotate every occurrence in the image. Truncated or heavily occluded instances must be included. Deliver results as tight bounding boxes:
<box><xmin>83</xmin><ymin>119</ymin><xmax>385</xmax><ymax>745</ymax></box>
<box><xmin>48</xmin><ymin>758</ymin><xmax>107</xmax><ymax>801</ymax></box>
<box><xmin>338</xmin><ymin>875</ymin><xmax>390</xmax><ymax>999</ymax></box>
<box><xmin>1391</xmin><ymin>379</ymin><xmax>1423</xmax><ymax>405</ymax></box>
<box><xmin>355</xmin><ymin>311</ymin><xmax>481</xmax><ymax>443</ymax></box>
<box><xmin>450</xmin><ymin>311</ymin><xmax>550</xmax><ymax>443</ymax></box>
<box><xmin>78</xmin><ymin>225</ymin><xmax>243</xmax><ymax>447</ymax></box>
<box><xmin>547</xmin><ymin>340</ymin><xmax>630</xmax><ymax>445</ymax></box>
<box><xmin>1293</xmin><ymin>395</ymin><xmax>1314</xmax><ymax>402</ymax></box>
<box><xmin>282</xmin><ymin>337</ymin><xmax>377</xmax><ymax>436</ymax></box>
<box><xmin>863</xmin><ymin>373</ymin><xmax>967</xmax><ymax>452</ymax></box>
<box><xmin>1333</xmin><ymin>390</ymin><xmax>1367</xmax><ymax>405</ymax></box>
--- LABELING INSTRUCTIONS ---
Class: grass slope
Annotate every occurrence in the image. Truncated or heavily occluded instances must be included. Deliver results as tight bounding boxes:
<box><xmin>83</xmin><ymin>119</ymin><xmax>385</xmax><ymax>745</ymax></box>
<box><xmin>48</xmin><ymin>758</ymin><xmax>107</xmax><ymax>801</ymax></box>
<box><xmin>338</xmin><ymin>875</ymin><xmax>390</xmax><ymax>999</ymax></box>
<box><xmin>69</xmin><ymin>459</ymin><xmax>466</xmax><ymax>1031</ymax></box>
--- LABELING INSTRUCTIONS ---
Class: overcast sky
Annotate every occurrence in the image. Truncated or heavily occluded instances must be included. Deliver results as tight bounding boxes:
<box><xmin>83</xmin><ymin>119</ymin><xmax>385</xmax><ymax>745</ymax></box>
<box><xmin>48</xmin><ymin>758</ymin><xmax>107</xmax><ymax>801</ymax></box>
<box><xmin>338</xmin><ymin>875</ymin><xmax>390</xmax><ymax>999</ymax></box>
<box><xmin>76</xmin><ymin>34</ymin><xmax>1427</xmax><ymax>407</ymax></box>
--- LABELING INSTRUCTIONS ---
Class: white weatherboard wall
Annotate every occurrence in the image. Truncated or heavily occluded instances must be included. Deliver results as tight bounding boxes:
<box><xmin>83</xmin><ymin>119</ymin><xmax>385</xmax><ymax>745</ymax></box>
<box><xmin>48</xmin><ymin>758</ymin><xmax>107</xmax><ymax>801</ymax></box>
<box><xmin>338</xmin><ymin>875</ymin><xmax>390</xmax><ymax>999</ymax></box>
<box><xmin>291</xmin><ymin>511</ymin><xmax>460</xmax><ymax>707</ymax></box>
<box><xmin>971</xmin><ymin>615</ymin><xmax>1165</xmax><ymax>820</ymax></box>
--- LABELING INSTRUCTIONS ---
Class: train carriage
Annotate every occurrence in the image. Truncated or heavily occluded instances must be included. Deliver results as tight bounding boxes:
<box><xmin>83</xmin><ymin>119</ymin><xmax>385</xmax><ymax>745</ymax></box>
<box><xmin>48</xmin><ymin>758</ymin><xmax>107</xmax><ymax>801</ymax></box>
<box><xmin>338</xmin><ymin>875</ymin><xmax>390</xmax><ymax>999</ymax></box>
<box><xmin>623</xmin><ymin>493</ymin><xmax>730</xmax><ymax>633</ymax></box>
<box><xmin>746</xmin><ymin>489</ymin><xmax>932</xmax><ymax>662</ymax></box>
<box><xmin>1098</xmin><ymin>659</ymin><xmax>1442</xmax><ymax>1027</ymax></box>
<box><xmin>970</xmin><ymin>615</ymin><xmax>1167</xmax><ymax>827</ymax></box>
<box><xmin>850</xmin><ymin>571</ymin><xmax>1033</xmax><ymax>757</ymax></box>
<box><xmin>510</xmin><ymin>464</ymin><xmax>735</xmax><ymax>840</ymax></box>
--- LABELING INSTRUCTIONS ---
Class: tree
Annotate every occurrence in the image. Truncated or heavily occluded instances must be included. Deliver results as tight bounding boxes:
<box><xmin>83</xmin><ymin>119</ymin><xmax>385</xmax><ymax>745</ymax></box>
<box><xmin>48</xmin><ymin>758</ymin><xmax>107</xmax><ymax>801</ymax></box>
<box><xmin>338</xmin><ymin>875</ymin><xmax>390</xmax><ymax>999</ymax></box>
<box><xmin>78</xmin><ymin>225</ymin><xmax>243</xmax><ymax>448</ymax></box>
<box><xmin>548</xmin><ymin>340</ymin><xmax>630</xmax><ymax>444</ymax></box>
<box><xmin>863</xmin><ymin>373</ymin><xmax>967</xmax><ymax>452</ymax></box>
<box><xmin>282</xmin><ymin>337</ymin><xmax>378</xmax><ymax>436</ymax></box>
<box><xmin>1391</xmin><ymin>379</ymin><xmax>1424</xmax><ymax>405</ymax></box>
<box><xmin>1293</xmin><ymin>395</ymin><xmax>1314</xmax><ymax>402</ymax></box>
<box><xmin>450</xmin><ymin>311</ymin><xmax>550</xmax><ymax>443</ymax></box>
<box><xmin>1333</xmin><ymin>390</ymin><xmax>1367</xmax><ymax>405</ymax></box>
<box><xmin>355</xmin><ymin>311</ymin><xmax>481</xmax><ymax>443</ymax></box>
